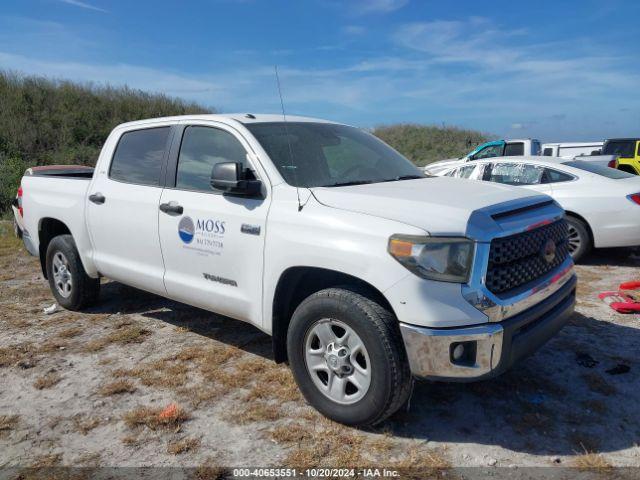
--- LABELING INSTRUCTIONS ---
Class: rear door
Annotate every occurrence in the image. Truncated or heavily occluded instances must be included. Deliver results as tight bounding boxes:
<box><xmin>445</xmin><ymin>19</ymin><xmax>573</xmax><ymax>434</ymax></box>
<box><xmin>86</xmin><ymin>125</ymin><xmax>173</xmax><ymax>295</ymax></box>
<box><xmin>157</xmin><ymin>122</ymin><xmax>270</xmax><ymax>326</ymax></box>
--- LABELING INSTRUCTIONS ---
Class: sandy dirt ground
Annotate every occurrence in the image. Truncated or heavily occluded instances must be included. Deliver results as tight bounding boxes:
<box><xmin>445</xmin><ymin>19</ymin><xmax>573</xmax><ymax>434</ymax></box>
<box><xmin>0</xmin><ymin>220</ymin><xmax>639</xmax><ymax>478</ymax></box>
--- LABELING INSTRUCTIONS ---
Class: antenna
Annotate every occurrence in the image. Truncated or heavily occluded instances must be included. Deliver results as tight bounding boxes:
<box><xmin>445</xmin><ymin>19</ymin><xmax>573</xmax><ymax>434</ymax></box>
<box><xmin>275</xmin><ymin>65</ymin><xmax>303</xmax><ymax>212</ymax></box>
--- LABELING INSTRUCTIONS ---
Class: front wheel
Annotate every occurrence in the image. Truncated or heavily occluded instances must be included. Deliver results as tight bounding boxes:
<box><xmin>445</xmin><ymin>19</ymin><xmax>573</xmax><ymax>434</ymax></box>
<box><xmin>287</xmin><ymin>287</ymin><xmax>411</xmax><ymax>426</ymax></box>
<box><xmin>46</xmin><ymin>234</ymin><xmax>100</xmax><ymax>311</ymax></box>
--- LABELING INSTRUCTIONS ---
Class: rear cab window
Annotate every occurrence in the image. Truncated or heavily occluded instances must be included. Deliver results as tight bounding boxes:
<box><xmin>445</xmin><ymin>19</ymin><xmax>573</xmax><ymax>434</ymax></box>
<box><xmin>504</xmin><ymin>142</ymin><xmax>525</xmax><ymax>156</ymax></box>
<box><xmin>109</xmin><ymin>127</ymin><xmax>171</xmax><ymax>186</ymax></box>
<box><xmin>602</xmin><ymin>140</ymin><xmax>636</xmax><ymax>158</ymax></box>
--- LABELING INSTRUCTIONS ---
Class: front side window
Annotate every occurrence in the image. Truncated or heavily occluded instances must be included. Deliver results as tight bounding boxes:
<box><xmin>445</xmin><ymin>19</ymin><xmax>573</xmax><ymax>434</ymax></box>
<box><xmin>602</xmin><ymin>140</ymin><xmax>636</xmax><ymax>158</ymax></box>
<box><xmin>109</xmin><ymin>127</ymin><xmax>170</xmax><ymax>186</ymax></box>
<box><xmin>543</xmin><ymin>147</ymin><xmax>553</xmax><ymax>156</ymax></box>
<box><xmin>471</xmin><ymin>144</ymin><xmax>503</xmax><ymax>160</ymax></box>
<box><xmin>246</xmin><ymin>122</ymin><xmax>422</xmax><ymax>188</ymax></box>
<box><xmin>504</xmin><ymin>142</ymin><xmax>525</xmax><ymax>156</ymax></box>
<box><xmin>486</xmin><ymin>163</ymin><xmax>543</xmax><ymax>185</ymax></box>
<box><xmin>456</xmin><ymin>164</ymin><xmax>477</xmax><ymax>179</ymax></box>
<box><xmin>176</xmin><ymin>126</ymin><xmax>248</xmax><ymax>192</ymax></box>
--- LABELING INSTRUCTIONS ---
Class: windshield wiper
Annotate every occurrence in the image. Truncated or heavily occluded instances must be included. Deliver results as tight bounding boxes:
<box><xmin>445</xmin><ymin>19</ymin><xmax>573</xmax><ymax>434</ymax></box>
<box><xmin>322</xmin><ymin>180</ymin><xmax>377</xmax><ymax>187</ymax></box>
<box><xmin>379</xmin><ymin>175</ymin><xmax>425</xmax><ymax>183</ymax></box>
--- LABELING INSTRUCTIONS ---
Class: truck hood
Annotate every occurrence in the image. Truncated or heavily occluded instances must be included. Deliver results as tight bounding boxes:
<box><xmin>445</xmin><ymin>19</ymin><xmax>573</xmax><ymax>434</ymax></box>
<box><xmin>312</xmin><ymin>177</ymin><xmax>545</xmax><ymax>236</ymax></box>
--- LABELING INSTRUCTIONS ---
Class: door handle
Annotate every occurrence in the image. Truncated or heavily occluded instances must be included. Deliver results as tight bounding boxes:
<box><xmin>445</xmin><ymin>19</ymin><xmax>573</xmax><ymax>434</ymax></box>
<box><xmin>89</xmin><ymin>193</ymin><xmax>106</xmax><ymax>205</ymax></box>
<box><xmin>159</xmin><ymin>202</ymin><xmax>184</xmax><ymax>216</ymax></box>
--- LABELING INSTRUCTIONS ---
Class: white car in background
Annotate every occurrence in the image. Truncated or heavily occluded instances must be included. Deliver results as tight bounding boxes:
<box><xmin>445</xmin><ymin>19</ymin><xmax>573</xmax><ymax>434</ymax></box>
<box><xmin>424</xmin><ymin>139</ymin><xmax>542</xmax><ymax>175</ymax></box>
<box><xmin>440</xmin><ymin>157</ymin><xmax>640</xmax><ymax>261</ymax></box>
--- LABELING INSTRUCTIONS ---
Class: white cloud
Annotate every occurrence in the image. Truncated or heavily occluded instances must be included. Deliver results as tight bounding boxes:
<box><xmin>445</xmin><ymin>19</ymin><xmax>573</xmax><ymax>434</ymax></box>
<box><xmin>59</xmin><ymin>0</ymin><xmax>107</xmax><ymax>13</ymax></box>
<box><xmin>351</xmin><ymin>0</ymin><xmax>409</xmax><ymax>14</ymax></box>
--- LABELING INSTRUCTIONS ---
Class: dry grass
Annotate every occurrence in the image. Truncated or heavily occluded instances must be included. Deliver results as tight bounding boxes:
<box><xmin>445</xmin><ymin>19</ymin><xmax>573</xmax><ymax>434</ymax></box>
<box><xmin>582</xmin><ymin>372</ymin><xmax>617</xmax><ymax>396</ymax></box>
<box><xmin>178</xmin><ymin>385</ymin><xmax>223</xmax><ymax>408</ymax></box>
<box><xmin>0</xmin><ymin>414</ymin><xmax>20</xmax><ymax>432</ymax></box>
<box><xmin>123</xmin><ymin>404</ymin><xmax>190</xmax><ymax>431</ymax></box>
<box><xmin>58</xmin><ymin>326</ymin><xmax>84</xmax><ymax>338</ymax></box>
<box><xmin>388</xmin><ymin>445</ymin><xmax>451</xmax><ymax>478</ymax></box>
<box><xmin>243</xmin><ymin>367</ymin><xmax>301</xmax><ymax>403</ymax></box>
<box><xmin>572</xmin><ymin>451</ymin><xmax>613</xmax><ymax>471</ymax></box>
<box><xmin>229</xmin><ymin>401</ymin><xmax>282</xmax><ymax>425</ymax></box>
<box><xmin>33</xmin><ymin>372</ymin><xmax>61</xmax><ymax>390</ymax></box>
<box><xmin>73</xmin><ymin>415</ymin><xmax>101</xmax><ymax>435</ymax></box>
<box><xmin>167</xmin><ymin>437</ymin><xmax>200</xmax><ymax>455</ymax></box>
<box><xmin>269</xmin><ymin>422</ymin><xmax>313</xmax><ymax>444</ymax></box>
<box><xmin>0</xmin><ymin>343</ymin><xmax>34</xmax><ymax>368</ymax></box>
<box><xmin>194</xmin><ymin>463</ymin><xmax>229</xmax><ymax>480</ymax></box>
<box><xmin>121</xmin><ymin>434</ymin><xmax>142</xmax><ymax>447</ymax></box>
<box><xmin>83</xmin><ymin>325</ymin><xmax>150</xmax><ymax>353</ymax></box>
<box><xmin>99</xmin><ymin>379</ymin><xmax>136</xmax><ymax>396</ymax></box>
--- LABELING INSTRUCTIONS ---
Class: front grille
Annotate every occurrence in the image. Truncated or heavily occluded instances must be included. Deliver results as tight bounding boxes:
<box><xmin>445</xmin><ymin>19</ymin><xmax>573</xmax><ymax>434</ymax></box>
<box><xmin>486</xmin><ymin>219</ymin><xmax>570</xmax><ymax>295</ymax></box>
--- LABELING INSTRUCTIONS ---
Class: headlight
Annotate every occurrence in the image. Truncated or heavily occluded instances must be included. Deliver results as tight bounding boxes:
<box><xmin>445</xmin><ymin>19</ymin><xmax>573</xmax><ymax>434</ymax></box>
<box><xmin>388</xmin><ymin>235</ymin><xmax>474</xmax><ymax>283</ymax></box>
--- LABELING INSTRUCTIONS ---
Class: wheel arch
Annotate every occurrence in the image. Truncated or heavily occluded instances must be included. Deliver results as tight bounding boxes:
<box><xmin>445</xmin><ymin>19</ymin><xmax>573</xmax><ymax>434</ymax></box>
<box><xmin>271</xmin><ymin>266</ymin><xmax>396</xmax><ymax>364</ymax></box>
<box><xmin>38</xmin><ymin>217</ymin><xmax>72</xmax><ymax>278</ymax></box>
<box><xmin>565</xmin><ymin>211</ymin><xmax>594</xmax><ymax>247</ymax></box>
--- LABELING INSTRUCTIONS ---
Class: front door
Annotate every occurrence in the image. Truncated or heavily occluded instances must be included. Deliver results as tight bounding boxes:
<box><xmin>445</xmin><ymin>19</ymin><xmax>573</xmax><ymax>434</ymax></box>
<box><xmin>157</xmin><ymin>123</ymin><xmax>270</xmax><ymax>326</ymax></box>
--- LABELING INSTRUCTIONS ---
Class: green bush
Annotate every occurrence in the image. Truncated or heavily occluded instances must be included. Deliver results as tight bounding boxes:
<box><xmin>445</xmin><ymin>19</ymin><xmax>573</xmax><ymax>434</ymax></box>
<box><xmin>0</xmin><ymin>70</ymin><xmax>212</xmax><ymax>214</ymax></box>
<box><xmin>0</xmin><ymin>155</ymin><xmax>28</xmax><ymax>214</ymax></box>
<box><xmin>373</xmin><ymin>124</ymin><xmax>491</xmax><ymax>167</ymax></box>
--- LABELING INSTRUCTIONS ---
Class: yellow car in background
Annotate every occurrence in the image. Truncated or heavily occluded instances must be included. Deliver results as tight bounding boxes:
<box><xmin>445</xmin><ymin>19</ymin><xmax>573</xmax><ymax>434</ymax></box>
<box><xmin>603</xmin><ymin>138</ymin><xmax>640</xmax><ymax>174</ymax></box>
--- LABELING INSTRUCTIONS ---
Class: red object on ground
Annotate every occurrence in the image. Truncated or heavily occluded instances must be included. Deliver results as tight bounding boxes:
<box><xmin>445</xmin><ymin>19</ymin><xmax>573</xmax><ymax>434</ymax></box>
<box><xmin>158</xmin><ymin>403</ymin><xmax>178</xmax><ymax>420</ymax></box>
<box><xmin>599</xmin><ymin>281</ymin><xmax>640</xmax><ymax>313</ymax></box>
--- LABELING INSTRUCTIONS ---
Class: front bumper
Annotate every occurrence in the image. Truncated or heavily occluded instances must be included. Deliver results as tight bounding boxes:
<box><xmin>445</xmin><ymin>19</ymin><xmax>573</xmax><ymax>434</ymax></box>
<box><xmin>399</xmin><ymin>272</ymin><xmax>576</xmax><ymax>381</ymax></box>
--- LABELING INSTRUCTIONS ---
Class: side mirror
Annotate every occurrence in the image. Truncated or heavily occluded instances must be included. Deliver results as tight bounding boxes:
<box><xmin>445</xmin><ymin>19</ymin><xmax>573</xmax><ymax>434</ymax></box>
<box><xmin>211</xmin><ymin>162</ymin><xmax>262</xmax><ymax>197</ymax></box>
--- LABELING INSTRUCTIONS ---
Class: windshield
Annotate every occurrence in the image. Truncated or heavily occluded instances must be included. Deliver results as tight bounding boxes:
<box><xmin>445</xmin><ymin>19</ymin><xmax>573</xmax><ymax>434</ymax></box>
<box><xmin>602</xmin><ymin>140</ymin><xmax>636</xmax><ymax>158</ymax></box>
<box><xmin>245</xmin><ymin>122</ymin><xmax>423</xmax><ymax>187</ymax></box>
<box><xmin>562</xmin><ymin>160</ymin><xmax>635</xmax><ymax>179</ymax></box>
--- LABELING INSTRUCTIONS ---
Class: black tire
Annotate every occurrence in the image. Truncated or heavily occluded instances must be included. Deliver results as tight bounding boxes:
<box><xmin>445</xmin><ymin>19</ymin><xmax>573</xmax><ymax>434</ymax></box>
<box><xmin>46</xmin><ymin>234</ymin><xmax>100</xmax><ymax>311</ymax></box>
<box><xmin>13</xmin><ymin>219</ymin><xmax>22</xmax><ymax>239</ymax></box>
<box><xmin>287</xmin><ymin>287</ymin><xmax>411</xmax><ymax>426</ymax></box>
<box><xmin>566</xmin><ymin>216</ymin><xmax>591</xmax><ymax>263</ymax></box>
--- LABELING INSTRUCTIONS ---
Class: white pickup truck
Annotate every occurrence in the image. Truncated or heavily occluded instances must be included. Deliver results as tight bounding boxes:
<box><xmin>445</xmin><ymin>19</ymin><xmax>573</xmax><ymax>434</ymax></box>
<box><xmin>20</xmin><ymin>114</ymin><xmax>576</xmax><ymax>426</ymax></box>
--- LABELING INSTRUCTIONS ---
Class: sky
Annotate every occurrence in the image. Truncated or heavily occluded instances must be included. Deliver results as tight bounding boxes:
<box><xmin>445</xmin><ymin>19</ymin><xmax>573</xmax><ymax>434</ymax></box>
<box><xmin>1</xmin><ymin>0</ymin><xmax>639</xmax><ymax>141</ymax></box>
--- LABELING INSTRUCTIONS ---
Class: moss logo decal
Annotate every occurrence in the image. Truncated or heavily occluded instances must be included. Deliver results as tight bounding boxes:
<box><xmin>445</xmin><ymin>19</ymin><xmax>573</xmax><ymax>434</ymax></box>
<box><xmin>179</xmin><ymin>216</ymin><xmax>226</xmax><ymax>256</ymax></box>
<box><xmin>178</xmin><ymin>216</ymin><xmax>195</xmax><ymax>244</ymax></box>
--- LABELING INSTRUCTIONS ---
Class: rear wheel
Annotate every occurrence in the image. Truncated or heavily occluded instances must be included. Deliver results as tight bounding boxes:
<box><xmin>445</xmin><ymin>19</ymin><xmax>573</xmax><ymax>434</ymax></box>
<box><xmin>287</xmin><ymin>287</ymin><xmax>411</xmax><ymax>426</ymax></box>
<box><xmin>46</xmin><ymin>235</ymin><xmax>100</xmax><ymax>311</ymax></box>
<box><xmin>566</xmin><ymin>216</ymin><xmax>591</xmax><ymax>263</ymax></box>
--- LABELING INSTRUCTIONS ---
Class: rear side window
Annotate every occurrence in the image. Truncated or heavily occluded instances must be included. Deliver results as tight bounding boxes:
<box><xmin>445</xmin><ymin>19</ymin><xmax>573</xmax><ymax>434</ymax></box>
<box><xmin>543</xmin><ymin>168</ymin><xmax>574</xmax><ymax>183</ymax></box>
<box><xmin>176</xmin><ymin>126</ymin><xmax>248</xmax><ymax>192</ymax></box>
<box><xmin>543</xmin><ymin>147</ymin><xmax>553</xmax><ymax>156</ymax></box>
<box><xmin>110</xmin><ymin>127</ymin><xmax>170</xmax><ymax>186</ymax></box>
<box><xmin>504</xmin><ymin>142</ymin><xmax>525</xmax><ymax>156</ymax></box>
<box><xmin>602</xmin><ymin>140</ymin><xmax>635</xmax><ymax>158</ymax></box>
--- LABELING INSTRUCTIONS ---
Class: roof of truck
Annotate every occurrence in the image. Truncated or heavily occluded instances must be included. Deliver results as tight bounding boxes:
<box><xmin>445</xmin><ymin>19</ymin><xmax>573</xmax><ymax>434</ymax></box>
<box><xmin>117</xmin><ymin>113</ymin><xmax>338</xmax><ymax>129</ymax></box>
